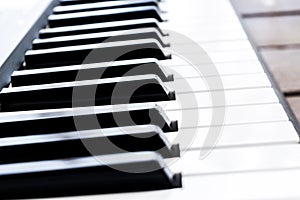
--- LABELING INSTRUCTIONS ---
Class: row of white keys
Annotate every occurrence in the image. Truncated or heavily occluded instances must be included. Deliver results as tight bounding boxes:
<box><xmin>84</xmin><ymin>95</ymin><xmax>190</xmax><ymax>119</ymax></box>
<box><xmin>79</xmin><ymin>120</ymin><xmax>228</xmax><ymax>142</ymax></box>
<box><xmin>162</xmin><ymin>0</ymin><xmax>300</xmax><ymax>198</ymax></box>
<box><xmin>160</xmin><ymin>0</ymin><xmax>300</xmax><ymax>198</ymax></box>
<box><xmin>160</xmin><ymin>0</ymin><xmax>248</xmax><ymax>43</ymax></box>
<box><xmin>160</xmin><ymin>0</ymin><xmax>239</xmax><ymax>24</ymax></box>
<box><xmin>162</xmin><ymin>39</ymin><xmax>264</xmax><ymax>76</ymax></box>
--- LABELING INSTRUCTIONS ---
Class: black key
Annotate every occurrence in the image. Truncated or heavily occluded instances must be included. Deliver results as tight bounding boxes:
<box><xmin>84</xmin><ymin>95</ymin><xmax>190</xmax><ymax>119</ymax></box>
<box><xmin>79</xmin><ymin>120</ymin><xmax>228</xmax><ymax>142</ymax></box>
<box><xmin>39</xmin><ymin>18</ymin><xmax>167</xmax><ymax>38</ymax></box>
<box><xmin>25</xmin><ymin>39</ymin><xmax>170</xmax><ymax>68</ymax></box>
<box><xmin>0</xmin><ymin>125</ymin><xmax>179</xmax><ymax>164</ymax></box>
<box><xmin>48</xmin><ymin>6</ymin><xmax>165</xmax><ymax>28</ymax></box>
<box><xmin>1</xmin><ymin>74</ymin><xmax>175</xmax><ymax>111</ymax></box>
<box><xmin>54</xmin><ymin>0</ymin><xmax>160</xmax><ymax>14</ymax></box>
<box><xmin>33</xmin><ymin>28</ymin><xmax>169</xmax><ymax>49</ymax></box>
<box><xmin>0</xmin><ymin>103</ymin><xmax>178</xmax><ymax>137</ymax></box>
<box><xmin>11</xmin><ymin>59</ymin><xmax>173</xmax><ymax>86</ymax></box>
<box><xmin>0</xmin><ymin>152</ymin><xmax>181</xmax><ymax>199</ymax></box>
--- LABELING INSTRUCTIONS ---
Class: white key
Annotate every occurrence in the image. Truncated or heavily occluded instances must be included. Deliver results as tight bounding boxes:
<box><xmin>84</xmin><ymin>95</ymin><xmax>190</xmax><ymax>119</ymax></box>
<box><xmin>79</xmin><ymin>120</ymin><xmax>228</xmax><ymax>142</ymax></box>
<box><xmin>163</xmin><ymin>60</ymin><xmax>264</xmax><ymax>76</ymax></box>
<box><xmin>163</xmin><ymin>50</ymin><xmax>258</xmax><ymax>64</ymax></box>
<box><xmin>165</xmin><ymin>121</ymin><xmax>299</xmax><ymax>150</ymax></box>
<box><xmin>166</xmin><ymin>41</ymin><xmax>254</xmax><ymax>54</ymax></box>
<box><xmin>165</xmin><ymin>27</ymin><xmax>247</xmax><ymax>43</ymax></box>
<box><xmin>211</xmin><ymin>60</ymin><xmax>264</xmax><ymax>75</ymax></box>
<box><xmin>165</xmin><ymin>74</ymin><xmax>271</xmax><ymax>93</ymax></box>
<box><xmin>165</xmin><ymin>62</ymin><xmax>264</xmax><ymax>77</ymax></box>
<box><xmin>162</xmin><ymin>52</ymin><xmax>258</xmax><ymax>69</ymax></box>
<box><xmin>166</xmin><ymin>103</ymin><xmax>288</xmax><ymax>128</ymax></box>
<box><xmin>168</xmin><ymin>143</ymin><xmax>300</xmax><ymax>175</ymax></box>
<box><xmin>90</xmin><ymin>169</ymin><xmax>300</xmax><ymax>200</ymax></box>
<box><xmin>157</xmin><ymin>88</ymin><xmax>279</xmax><ymax>110</ymax></box>
<box><xmin>199</xmin><ymin>40</ymin><xmax>253</xmax><ymax>52</ymax></box>
<box><xmin>207</xmin><ymin>50</ymin><xmax>258</xmax><ymax>63</ymax></box>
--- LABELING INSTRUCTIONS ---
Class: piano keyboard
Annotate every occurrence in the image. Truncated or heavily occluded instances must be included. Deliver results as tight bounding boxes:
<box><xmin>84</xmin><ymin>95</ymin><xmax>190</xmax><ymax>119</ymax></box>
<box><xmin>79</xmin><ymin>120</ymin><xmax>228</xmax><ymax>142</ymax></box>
<box><xmin>0</xmin><ymin>0</ymin><xmax>299</xmax><ymax>199</ymax></box>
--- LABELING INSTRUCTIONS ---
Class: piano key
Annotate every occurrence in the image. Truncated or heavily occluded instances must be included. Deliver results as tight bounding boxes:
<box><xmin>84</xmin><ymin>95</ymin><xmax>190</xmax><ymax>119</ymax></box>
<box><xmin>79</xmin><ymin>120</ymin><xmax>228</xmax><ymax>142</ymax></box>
<box><xmin>179</xmin><ymin>169</ymin><xmax>300</xmax><ymax>200</ymax></box>
<box><xmin>160</xmin><ymin>51</ymin><xmax>258</xmax><ymax>69</ymax></box>
<box><xmin>95</xmin><ymin>167</ymin><xmax>300</xmax><ymax>200</ymax></box>
<box><xmin>54</xmin><ymin>0</ymin><xmax>160</xmax><ymax>14</ymax></box>
<box><xmin>165</xmin><ymin>45</ymin><xmax>256</xmax><ymax>60</ymax></box>
<box><xmin>33</xmin><ymin>28</ymin><xmax>169</xmax><ymax>50</ymax></box>
<box><xmin>191</xmin><ymin>40</ymin><xmax>253</xmax><ymax>52</ymax></box>
<box><xmin>162</xmin><ymin>60</ymin><xmax>264</xmax><ymax>75</ymax></box>
<box><xmin>160</xmin><ymin>0</ymin><xmax>248</xmax><ymax>42</ymax></box>
<box><xmin>48</xmin><ymin>6</ymin><xmax>165</xmax><ymax>28</ymax></box>
<box><xmin>165</xmin><ymin>121</ymin><xmax>299</xmax><ymax>150</ymax></box>
<box><xmin>165</xmin><ymin>73</ymin><xmax>271</xmax><ymax>93</ymax></box>
<box><xmin>0</xmin><ymin>125</ymin><xmax>179</xmax><ymax>164</ymax></box>
<box><xmin>1</xmin><ymin>75</ymin><xmax>175</xmax><ymax>112</ymax></box>
<box><xmin>166</xmin><ymin>62</ymin><xmax>264</xmax><ymax>78</ymax></box>
<box><xmin>0</xmin><ymin>103</ymin><xmax>177</xmax><ymax>137</ymax></box>
<box><xmin>25</xmin><ymin>39</ymin><xmax>170</xmax><ymax>68</ymax></box>
<box><xmin>161</xmin><ymin>41</ymin><xmax>256</xmax><ymax>66</ymax></box>
<box><xmin>157</xmin><ymin>88</ymin><xmax>279</xmax><ymax>111</ymax></box>
<box><xmin>204</xmin><ymin>50</ymin><xmax>258</xmax><ymax>63</ymax></box>
<box><xmin>168</xmin><ymin>143</ymin><xmax>300</xmax><ymax>175</ymax></box>
<box><xmin>162</xmin><ymin>14</ymin><xmax>241</xmax><ymax>26</ymax></box>
<box><xmin>163</xmin><ymin>24</ymin><xmax>248</xmax><ymax>43</ymax></box>
<box><xmin>11</xmin><ymin>58</ymin><xmax>173</xmax><ymax>86</ymax></box>
<box><xmin>160</xmin><ymin>0</ymin><xmax>237</xmax><ymax>25</ymax></box>
<box><xmin>39</xmin><ymin>18</ymin><xmax>166</xmax><ymax>39</ymax></box>
<box><xmin>166</xmin><ymin>103</ymin><xmax>288</xmax><ymax>128</ymax></box>
<box><xmin>0</xmin><ymin>152</ymin><xmax>181</xmax><ymax>199</ymax></box>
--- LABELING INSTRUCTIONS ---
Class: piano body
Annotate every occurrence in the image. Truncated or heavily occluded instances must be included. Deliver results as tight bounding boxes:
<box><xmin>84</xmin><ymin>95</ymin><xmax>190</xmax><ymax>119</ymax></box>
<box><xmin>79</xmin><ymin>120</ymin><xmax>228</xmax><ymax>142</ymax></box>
<box><xmin>0</xmin><ymin>0</ymin><xmax>300</xmax><ymax>199</ymax></box>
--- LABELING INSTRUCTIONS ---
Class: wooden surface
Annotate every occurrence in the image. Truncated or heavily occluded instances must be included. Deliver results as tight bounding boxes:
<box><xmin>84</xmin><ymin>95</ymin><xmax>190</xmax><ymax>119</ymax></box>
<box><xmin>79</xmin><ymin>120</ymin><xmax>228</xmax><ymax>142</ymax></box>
<box><xmin>231</xmin><ymin>0</ymin><xmax>300</xmax><ymax>15</ymax></box>
<box><xmin>231</xmin><ymin>0</ymin><xmax>300</xmax><ymax>122</ymax></box>
<box><xmin>261</xmin><ymin>48</ymin><xmax>300</xmax><ymax>94</ymax></box>
<box><xmin>244</xmin><ymin>16</ymin><xmax>300</xmax><ymax>47</ymax></box>
<box><xmin>287</xmin><ymin>97</ymin><xmax>300</xmax><ymax>122</ymax></box>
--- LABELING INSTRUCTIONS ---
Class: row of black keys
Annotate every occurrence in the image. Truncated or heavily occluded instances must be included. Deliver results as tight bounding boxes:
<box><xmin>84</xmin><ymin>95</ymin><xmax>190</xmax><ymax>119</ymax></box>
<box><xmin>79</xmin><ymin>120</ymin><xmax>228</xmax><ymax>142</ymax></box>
<box><xmin>0</xmin><ymin>0</ymin><xmax>182</xmax><ymax>198</ymax></box>
<box><xmin>1</xmin><ymin>3</ymin><xmax>172</xmax><ymax>112</ymax></box>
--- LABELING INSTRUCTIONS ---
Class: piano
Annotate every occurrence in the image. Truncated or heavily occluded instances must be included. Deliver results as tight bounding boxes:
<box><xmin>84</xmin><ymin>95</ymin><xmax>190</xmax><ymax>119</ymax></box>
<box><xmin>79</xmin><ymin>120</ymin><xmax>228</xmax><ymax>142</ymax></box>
<box><xmin>0</xmin><ymin>0</ymin><xmax>300</xmax><ymax>199</ymax></box>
